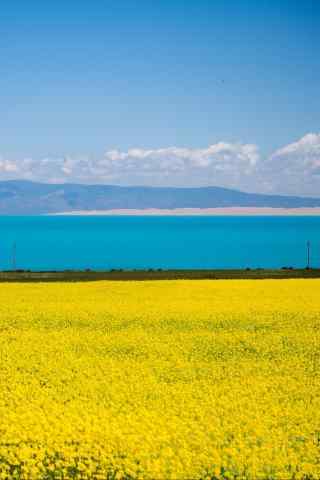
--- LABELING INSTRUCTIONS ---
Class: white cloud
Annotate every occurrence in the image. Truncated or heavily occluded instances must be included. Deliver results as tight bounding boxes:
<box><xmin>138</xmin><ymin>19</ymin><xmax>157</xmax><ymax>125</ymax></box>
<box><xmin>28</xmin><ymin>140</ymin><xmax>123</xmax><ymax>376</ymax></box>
<box><xmin>272</xmin><ymin>133</ymin><xmax>320</xmax><ymax>161</ymax></box>
<box><xmin>262</xmin><ymin>133</ymin><xmax>320</xmax><ymax>196</ymax></box>
<box><xmin>0</xmin><ymin>157</ymin><xmax>18</xmax><ymax>173</ymax></box>
<box><xmin>97</xmin><ymin>142</ymin><xmax>259</xmax><ymax>187</ymax></box>
<box><xmin>103</xmin><ymin>143</ymin><xmax>259</xmax><ymax>170</ymax></box>
<box><xmin>0</xmin><ymin>134</ymin><xmax>319</xmax><ymax>196</ymax></box>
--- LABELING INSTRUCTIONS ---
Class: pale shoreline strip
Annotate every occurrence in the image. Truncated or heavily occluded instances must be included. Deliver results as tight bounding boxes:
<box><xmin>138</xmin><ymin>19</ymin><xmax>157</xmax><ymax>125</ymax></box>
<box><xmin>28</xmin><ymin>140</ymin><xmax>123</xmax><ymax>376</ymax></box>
<box><xmin>49</xmin><ymin>207</ymin><xmax>320</xmax><ymax>216</ymax></box>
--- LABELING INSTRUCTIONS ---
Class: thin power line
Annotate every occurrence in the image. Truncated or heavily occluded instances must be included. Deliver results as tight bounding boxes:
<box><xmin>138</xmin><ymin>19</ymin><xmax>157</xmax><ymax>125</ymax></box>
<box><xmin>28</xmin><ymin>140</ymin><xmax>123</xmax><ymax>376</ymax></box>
<box><xmin>306</xmin><ymin>241</ymin><xmax>311</xmax><ymax>269</ymax></box>
<box><xmin>12</xmin><ymin>242</ymin><xmax>16</xmax><ymax>271</ymax></box>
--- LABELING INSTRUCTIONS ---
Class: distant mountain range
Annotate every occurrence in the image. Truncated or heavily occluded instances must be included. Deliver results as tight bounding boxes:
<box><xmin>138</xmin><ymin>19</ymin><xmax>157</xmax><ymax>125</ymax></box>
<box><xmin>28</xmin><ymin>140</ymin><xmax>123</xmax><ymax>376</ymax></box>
<box><xmin>0</xmin><ymin>180</ymin><xmax>320</xmax><ymax>215</ymax></box>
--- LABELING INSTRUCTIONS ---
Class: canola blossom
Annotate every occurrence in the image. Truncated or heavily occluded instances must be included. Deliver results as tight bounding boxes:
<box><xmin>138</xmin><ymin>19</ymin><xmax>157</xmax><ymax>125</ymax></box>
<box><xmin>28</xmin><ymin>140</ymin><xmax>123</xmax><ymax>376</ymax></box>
<box><xmin>0</xmin><ymin>279</ymin><xmax>319</xmax><ymax>479</ymax></box>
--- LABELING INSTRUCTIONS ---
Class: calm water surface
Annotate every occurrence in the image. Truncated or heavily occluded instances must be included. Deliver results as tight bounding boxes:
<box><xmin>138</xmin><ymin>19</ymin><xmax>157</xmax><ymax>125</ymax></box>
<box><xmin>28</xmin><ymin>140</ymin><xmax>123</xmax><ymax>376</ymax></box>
<box><xmin>0</xmin><ymin>216</ymin><xmax>319</xmax><ymax>271</ymax></box>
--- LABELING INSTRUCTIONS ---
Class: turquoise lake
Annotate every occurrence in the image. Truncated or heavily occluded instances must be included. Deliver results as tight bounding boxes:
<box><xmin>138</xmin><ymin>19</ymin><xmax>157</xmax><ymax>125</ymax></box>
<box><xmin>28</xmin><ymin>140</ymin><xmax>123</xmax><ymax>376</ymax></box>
<box><xmin>0</xmin><ymin>216</ymin><xmax>319</xmax><ymax>271</ymax></box>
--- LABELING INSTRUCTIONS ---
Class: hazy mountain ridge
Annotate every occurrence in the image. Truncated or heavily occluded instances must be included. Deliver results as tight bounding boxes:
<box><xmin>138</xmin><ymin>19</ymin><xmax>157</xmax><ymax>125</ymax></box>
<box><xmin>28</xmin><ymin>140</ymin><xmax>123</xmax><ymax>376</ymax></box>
<box><xmin>0</xmin><ymin>180</ymin><xmax>320</xmax><ymax>215</ymax></box>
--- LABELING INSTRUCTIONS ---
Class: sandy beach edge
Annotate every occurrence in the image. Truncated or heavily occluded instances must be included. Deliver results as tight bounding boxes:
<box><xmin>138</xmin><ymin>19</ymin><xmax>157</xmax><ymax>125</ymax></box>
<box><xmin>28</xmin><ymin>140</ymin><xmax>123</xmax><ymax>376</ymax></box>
<box><xmin>50</xmin><ymin>207</ymin><xmax>320</xmax><ymax>216</ymax></box>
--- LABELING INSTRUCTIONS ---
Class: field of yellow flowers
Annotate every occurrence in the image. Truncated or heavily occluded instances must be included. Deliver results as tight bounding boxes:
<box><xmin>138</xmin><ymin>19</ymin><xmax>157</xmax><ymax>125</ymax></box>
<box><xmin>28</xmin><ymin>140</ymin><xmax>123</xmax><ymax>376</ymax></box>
<box><xmin>0</xmin><ymin>279</ymin><xmax>319</xmax><ymax>479</ymax></box>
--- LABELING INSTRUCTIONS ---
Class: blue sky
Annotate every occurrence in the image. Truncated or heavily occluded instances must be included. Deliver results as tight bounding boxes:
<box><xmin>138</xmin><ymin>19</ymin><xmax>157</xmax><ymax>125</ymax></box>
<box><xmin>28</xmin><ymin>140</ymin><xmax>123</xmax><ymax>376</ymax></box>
<box><xmin>0</xmin><ymin>0</ymin><xmax>320</xmax><ymax>194</ymax></box>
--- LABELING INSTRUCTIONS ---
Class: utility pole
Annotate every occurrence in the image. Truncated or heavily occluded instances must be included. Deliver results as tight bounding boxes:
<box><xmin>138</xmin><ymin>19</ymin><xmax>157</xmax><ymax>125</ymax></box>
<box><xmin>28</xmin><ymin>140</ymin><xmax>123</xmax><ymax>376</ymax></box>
<box><xmin>12</xmin><ymin>242</ymin><xmax>16</xmax><ymax>271</ymax></box>
<box><xmin>306</xmin><ymin>241</ymin><xmax>310</xmax><ymax>269</ymax></box>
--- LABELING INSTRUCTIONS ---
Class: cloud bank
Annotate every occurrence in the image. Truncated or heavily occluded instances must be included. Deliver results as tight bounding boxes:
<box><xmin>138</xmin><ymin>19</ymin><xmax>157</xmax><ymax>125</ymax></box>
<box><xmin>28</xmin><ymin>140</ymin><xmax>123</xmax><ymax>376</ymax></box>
<box><xmin>262</xmin><ymin>133</ymin><xmax>320</xmax><ymax>195</ymax></box>
<box><xmin>1</xmin><ymin>133</ymin><xmax>319</xmax><ymax>196</ymax></box>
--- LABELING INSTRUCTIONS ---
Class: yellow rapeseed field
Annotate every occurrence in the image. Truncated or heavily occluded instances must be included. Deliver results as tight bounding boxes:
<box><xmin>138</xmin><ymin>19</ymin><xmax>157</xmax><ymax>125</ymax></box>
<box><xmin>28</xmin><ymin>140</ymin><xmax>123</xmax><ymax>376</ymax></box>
<box><xmin>0</xmin><ymin>280</ymin><xmax>319</xmax><ymax>479</ymax></box>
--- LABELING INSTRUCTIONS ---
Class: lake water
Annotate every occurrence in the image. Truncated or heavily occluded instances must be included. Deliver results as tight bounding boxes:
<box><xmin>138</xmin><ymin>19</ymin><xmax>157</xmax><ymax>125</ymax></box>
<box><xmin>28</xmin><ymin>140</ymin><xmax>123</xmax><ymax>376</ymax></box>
<box><xmin>0</xmin><ymin>216</ymin><xmax>319</xmax><ymax>271</ymax></box>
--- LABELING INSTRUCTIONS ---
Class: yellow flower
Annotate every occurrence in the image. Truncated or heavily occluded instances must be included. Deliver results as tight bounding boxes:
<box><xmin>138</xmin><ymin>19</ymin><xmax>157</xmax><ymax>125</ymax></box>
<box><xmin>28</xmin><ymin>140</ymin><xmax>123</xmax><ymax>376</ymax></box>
<box><xmin>0</xmin><ymin>279</ymin><xmax>319</xmax><ymax>479</ymax></box>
